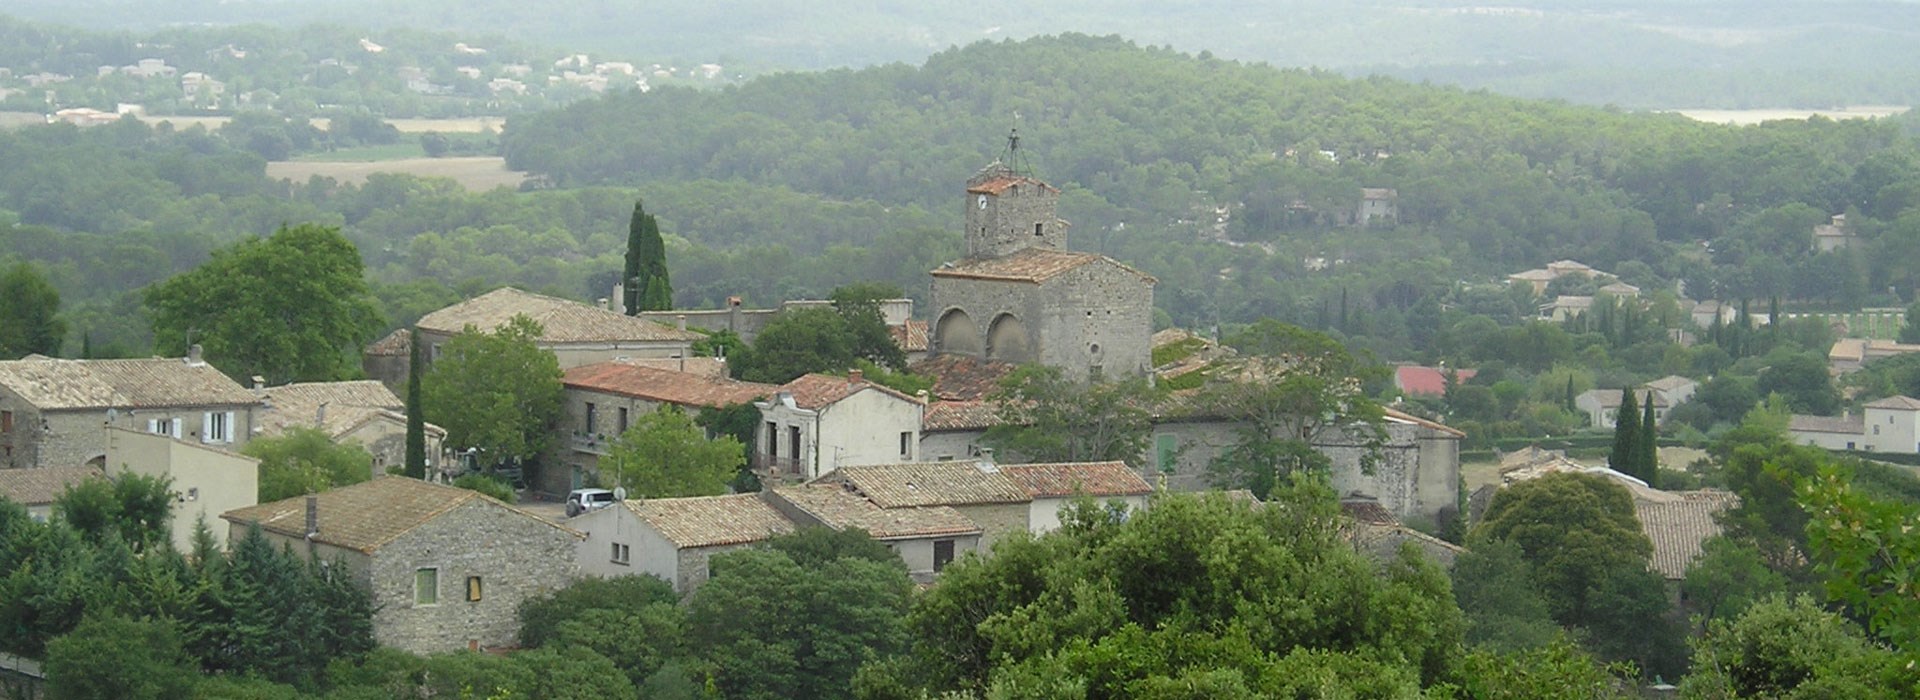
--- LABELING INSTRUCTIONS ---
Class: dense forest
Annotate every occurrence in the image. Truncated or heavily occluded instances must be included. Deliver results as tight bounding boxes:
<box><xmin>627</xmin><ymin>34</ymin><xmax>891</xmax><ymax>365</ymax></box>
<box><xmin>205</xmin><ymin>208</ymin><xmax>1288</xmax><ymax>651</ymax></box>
<box><xmin>6</xmin><ymin>0</ymin><xmax>1920</xmax><ymax>107</ymax></box>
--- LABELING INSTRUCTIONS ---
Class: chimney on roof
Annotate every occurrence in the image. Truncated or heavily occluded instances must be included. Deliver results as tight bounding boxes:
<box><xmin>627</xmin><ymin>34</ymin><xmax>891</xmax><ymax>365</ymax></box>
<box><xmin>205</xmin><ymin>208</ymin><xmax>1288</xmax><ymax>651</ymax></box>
<box><xmin>676</xmin><ymin>314</ymin><xmax>687</xmax><ymax>331</ymax></box>
<box><xmin>848</xmin><ymin>368</ymin><xmax>864</xmax><ymax>384</ymax></box>
<box><xmin>304</xmin><ymin>494</ymin><xmax>319</xmax><ymax>539</ymax></box>
<box><xmin>727</xmin><ymin>296</ymin><xmax>742</xmax><ymax>308</ymax></box>
<box><xmin>977</xmin><ymin>447</ymin><xmax>996</xmax><ymax>471</ymax></box>
<box><xmin>597</xmin><ymin>297</ymin><xmax>611</xmax><ymax>310</ymax></box>
<box><xmin>316</xmin><ymin>402</ymin><xmax>328</xmax><ymax>427</ymax></box>
<box><xmin>250</xmin><ymin>375</ymin><xmax>265</xmax><ymax>389</ymax></box>
<box><xmin>186</xmin><ymin>344</ymin><xmax>204</xmax><ymax>366</ymax></box>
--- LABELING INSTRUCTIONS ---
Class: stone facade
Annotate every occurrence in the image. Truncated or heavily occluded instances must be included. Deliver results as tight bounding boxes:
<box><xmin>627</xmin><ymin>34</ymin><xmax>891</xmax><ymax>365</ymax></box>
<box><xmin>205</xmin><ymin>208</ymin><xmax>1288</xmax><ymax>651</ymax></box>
<box><xmin>951</xmin><ymin>502</ymin><xmax>1030</xmax><ymax>552</ymax></box>
<box><xmin>2</xmin><ymin>403</ymin><xmax>259</xmax><ymax>470</ymax></box>
<box><xmin>963</xmin><ymin>169</ymin><xmax>1069</xmax><ymax>259</ymax></box>
<box><xmin>1150</xmin><ymin>418</ymin><xmax>1460</xmax><ymax>525</ymax></box>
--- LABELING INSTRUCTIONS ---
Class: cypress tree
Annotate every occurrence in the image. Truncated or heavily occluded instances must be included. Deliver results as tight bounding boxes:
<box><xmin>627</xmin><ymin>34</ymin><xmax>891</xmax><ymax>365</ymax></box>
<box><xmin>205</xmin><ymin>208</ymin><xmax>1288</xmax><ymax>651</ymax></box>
<box><xmin>1638</xmin><ymin>391</ymin><xmax>1659</xmax><ymax>488</ymax></box>
<box><xmin>623</xmin><ymin>200</ymin><xmax>673</xmax><ymax>314</ymax></box>
<box><xmin>404</xmin><ymin>327</ymin><xmax>426</xmax><ymax>479</ymax></box>
<box><xmin>1609</xmin><ymin>389</ymin><xmax>1640</xmax><ymax>476</ymax></box>
<box><xmin>1565</xmin><ymin>376</ymin><xmax>1577</xmax><ymax>413</ymax></box>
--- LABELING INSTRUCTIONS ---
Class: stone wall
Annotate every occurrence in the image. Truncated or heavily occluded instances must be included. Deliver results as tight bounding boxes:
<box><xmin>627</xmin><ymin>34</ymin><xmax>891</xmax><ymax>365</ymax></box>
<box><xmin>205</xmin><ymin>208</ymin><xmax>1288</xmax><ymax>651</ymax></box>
<box><xmin>367</xmin><ymin>499</ymin><xmax>581</xmax><ymax>654</ymax></box>
<box><xmin>3</xmin><ymin>404</ymin><xmax>258</xmax><ymax>470</ymax></box>
<box><xmin>1150</xmin><ymin>418</ymin><xmax>1459</xmax><ymax>525</ymax></box>
<box><xmin>965</xmin><ymin>178</ymin><xmax>1068</xmax><ymax>259</ymax></box>
<box><xmin>919</xmin><ymin>430</ymin><xmax>985</xmax><ymax>463</ymax></box>
<box><xmin>954</xmin><ymin>502</ymin><xmax>1030</xmax><ymax>552</ymax></box>
<box><xmin>930</xmin><ymin>260</ymin><xmax>1152</xmax><ymax>382</ymax></box>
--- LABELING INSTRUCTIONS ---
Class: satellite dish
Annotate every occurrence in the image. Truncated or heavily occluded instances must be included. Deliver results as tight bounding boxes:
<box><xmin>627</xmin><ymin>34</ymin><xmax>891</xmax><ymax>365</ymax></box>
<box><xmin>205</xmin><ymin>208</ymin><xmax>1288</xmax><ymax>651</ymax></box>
<box><xmin>612</xmin><ymin>487</ymin><xmax>628</xmax><ymax>501</ymax></box>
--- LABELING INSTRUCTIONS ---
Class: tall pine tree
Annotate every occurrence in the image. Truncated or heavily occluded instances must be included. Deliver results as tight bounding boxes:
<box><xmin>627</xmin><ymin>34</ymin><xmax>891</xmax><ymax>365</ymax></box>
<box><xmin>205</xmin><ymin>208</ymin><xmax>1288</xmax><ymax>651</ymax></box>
<box><xmin>1638</xmin><ymin>391</ymin><xmax>1659</xmax><ymax>488</ymax></box>
<box><xmin>404</xmin><ymin>327</ymin><xmax>427</xmax><ymax>479</ymax></box>
<box><xmin>1609</xmin><ymin>389</ymin><xmax>1640</xmax><ymax>477</ymax></box>
<box><xmin>622</xmin><ymin>201</ymin><xmax>672</xmax><ymax>314</ymax></box>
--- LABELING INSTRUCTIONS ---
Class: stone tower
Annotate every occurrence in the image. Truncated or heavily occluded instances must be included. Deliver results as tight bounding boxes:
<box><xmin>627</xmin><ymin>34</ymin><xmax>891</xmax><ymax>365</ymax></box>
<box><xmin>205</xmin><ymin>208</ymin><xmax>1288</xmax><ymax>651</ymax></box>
<box><xmin>963</xmin><ymin>160</ymin><xmax>1070</xmax><ymax>259</ymax></box>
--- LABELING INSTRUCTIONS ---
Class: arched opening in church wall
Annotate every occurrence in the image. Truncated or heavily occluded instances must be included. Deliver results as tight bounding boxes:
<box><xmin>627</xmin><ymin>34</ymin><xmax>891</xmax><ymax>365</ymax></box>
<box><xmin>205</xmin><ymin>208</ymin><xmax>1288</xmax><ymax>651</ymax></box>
<box><xmin>935</xmin><ymin>308</ymin><xmax>982</xmax><ymax>356</ymax></box>
<box><xmin>986</xmin><ymin>313</ymin><xmax>1032</xmax><ymax>363</ymax></box>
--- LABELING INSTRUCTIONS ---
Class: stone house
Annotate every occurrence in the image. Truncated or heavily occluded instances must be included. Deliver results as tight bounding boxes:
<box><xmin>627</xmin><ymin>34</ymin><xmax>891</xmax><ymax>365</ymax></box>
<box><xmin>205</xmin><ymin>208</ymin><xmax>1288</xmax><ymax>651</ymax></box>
<box><xmin>1642</xmin><ymin>375</ymin><xmax>1699</xmax><ymax>408</ymax></box>
<box><xmin>815</xmin><ymin>460</ymin><xmax>1033</xmax><ymax>550</ymax></box>
<box><xmin>105</xmin><ymin>427</ymin><xmax>259</xmax><ymax>551</ymax></box>
<box><xmin>1356</xmin><ymin>187</ymin><xmax>1398</xmax><ymax>227</ymax></box>
<box><xmin>919</xmin><ymin>400</ymin><xmax>1003</xmax><ymax>462</ymax></box>
<box><xmin>555</xmin><ymin>361</ymin><xmax>774</xmax><ymax>495</ymax></box>
<box><xmin>375</xmin><ymin>287</ymin><xmax>704</xmax><ymax>386</ymax></box>
<box><xmin>753</xmin><ymin>371</ymin><xmax>926</xmax><ymax>483</ymax></box>
<box><xmin>763</xmin><ymin>484</ymin><xmax>983</xmax><ymax>581</ymax></box>
<box><xmin>1539</xmin><ymin>295</ymin><xmax>1593</xmax><ymax>322</ymax></box>
<box><xmin>1691</xmin><ymin>300</ymin><xmax>1737</xmax><ymax>329</ymax></box>
<box><xmin>0</xmin><ymin>466</ymin><xmax>100</xmax><ymax>522</ymax></box>
<box><xmin>627</xmin><ymin>294</ymin><xmax>916</xmax><ymax>346</ymax></box>
<box><xmin>998</xmin><ymin>461</ymin><xmax>1153</xmax><ymax>533</ymax></box>
<box><xmin>255</xmin><ymin>380</ymin><xmax>448</xmax><ymax>475</ymax></box>
<box><xmin>0</xmin><ymin>350</ymin><xmax>263</xmax><ymax>470</ymax></box>
<box><xmin>1788</xmin><ymin>395</ymin><xmax>1920</xmax><ymax>454</ymax></box>
<box><xmin>1574</xmin><ymin>388</ymin><xmax>1673</xmax><ymax>429</ymax></box>
<box><xmin>570</xmin><ymin>493</ymin><xmax>794</xmax><ymax>593</ymax></box>
<box><xmin>930</xmin><ymin>161</ymin><xmax>1157</xmax><ymax>381</ymax></box>
<box><xmin>1813</xmin><ymin>213</ymin><xmax>1854</xmax><ymax>252</ymax></box>
<box><xmin>221</xmin><ymin>477</ymin><xmax>582</xmax><ymax>654</ymax></box>
<box><xmin>1828</xmin><ymin>338</ymin><xmax>1920</xmax><ymax>376</ymax></box>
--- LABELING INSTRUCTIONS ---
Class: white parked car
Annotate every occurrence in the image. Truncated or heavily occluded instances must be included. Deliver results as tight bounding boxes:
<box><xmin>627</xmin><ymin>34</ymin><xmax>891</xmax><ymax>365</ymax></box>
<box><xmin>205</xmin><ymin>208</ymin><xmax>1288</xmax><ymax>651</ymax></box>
<box><xmin>565</xmin><ymin>488</ymin><xmax>617</xmax><ymax>517</ymax></box>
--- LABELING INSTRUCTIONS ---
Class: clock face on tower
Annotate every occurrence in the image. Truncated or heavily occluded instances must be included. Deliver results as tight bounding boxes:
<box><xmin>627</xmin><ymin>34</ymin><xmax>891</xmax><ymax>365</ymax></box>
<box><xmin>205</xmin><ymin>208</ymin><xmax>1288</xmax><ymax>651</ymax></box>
<box><xmin>977</xmin><ymin>194</ymin><xmax>988</xmax><ymax>209</ymax></box>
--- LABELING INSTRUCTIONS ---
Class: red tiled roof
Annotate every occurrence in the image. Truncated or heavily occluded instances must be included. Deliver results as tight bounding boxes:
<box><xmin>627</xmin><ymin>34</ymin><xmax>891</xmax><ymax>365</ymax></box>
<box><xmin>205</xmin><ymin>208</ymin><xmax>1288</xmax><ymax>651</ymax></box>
<box><xmin>922</xmin><ymin>400</ymin><xmax>1009</xmax><ymax>432</ymax></box>
<box><xmin>931</xmin><ymin>247</ymin><xmax>1156</xmax><ymax>284</ymax></box>
<box><xmin>565</xmin><ymin>362</ymin><xmax>774</xmax><ymax>408</ymax></box>
<box><xmin>1637</xmin><ymin>491</ymin><xmax>1737</xmax><ymax>580</ymax></box>
<box><xmin>1393</xmin><ymin>366</ymin><xmax>1476</xmax><ymax>396</ymax></box>
<box><xmin>909</xmin><ymin>354</ymin><xmax>1018</xmax><ymax>401</ymax></box>
<box><xmin>890</xmin><ymin>320</ymin><xmax>929</xmax><ymax>353</ymax></box>
<box><xmin>965</xmin><ymin>175</ymin><xmax>1058</xmax><ymax>196</ymax></box>
<box><xmin>1000</xmin><ymin>462</ymin><xmax>1152</xmax><ymax>499</ymax></box>
<box><xmin>774</xmin><ymin>373</ymin><xmax>922</xmax><ymax>410</ymax></box>
<box><xmin>1383</xmin><ymin>406</ymin><xmax>1467</xmax><ymax>438</ymax></box>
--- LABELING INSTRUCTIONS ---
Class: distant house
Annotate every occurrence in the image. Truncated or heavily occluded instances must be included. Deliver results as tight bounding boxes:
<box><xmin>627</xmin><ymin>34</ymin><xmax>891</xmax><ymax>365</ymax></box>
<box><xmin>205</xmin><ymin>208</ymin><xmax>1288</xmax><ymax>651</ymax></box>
<box><xmin>391</xmin><ymin>287</ymin><xmax>704</xmax><ymax>385</ymax></box>
<box><xmin>223</xmin><ymin>477</ymin><xmax>581</xmax><ymax>654</ymax></box>
<box><xmin>106</xmin><ymin>427</ymin><xmax>259</xmax><ymax>552</ymax></box>
<box><xmin>554</xmin><ymin>361</ymin><xmax>775</xmax><ymax>495</ymax></box>
<box><xmin>1574</xmin><ymin>389</ymin><xmax>1672</xmax><ymax>429</ymax></box>
<box><xmin>1813</xmin><ymin>214</ymin><xmax>1854</xmax><ymax>252</ymax></box>
<box><xmin>1598</xmin><ymin>282</ymin><xmax>1641</xmax><ymax>299</ymax></box>
<box><xmin>1546</xmin><ymin>260</ymin><xmax>1597</xmax><ymax>278</ymax></box>
<box><xmin>999</xmin><ymin>461</ymin><xmax>1153</xmax><ymax>533</ymax></box>
<box><xmin>1356</xmin><ymin>188</ymin><xmax>1398</xmax><ymax>227</ymax></box>
<box><xmin>816</xmin><ymin>460</ymin><xmax>1032</xmax><ymax>549</ymax></box>
<box><xmin>1394</xmin><ymin>366</ymin><xmax>1478</xmax><ymax>397</ymax></box>
<box><xmin>0</xmin><ymin>466</ymin><xmax>100</xmax><ymax>522</ymax></box>
<box><xmin>255</xmin><ymin>380</ymin><xmax>447</xmax><ymax>475</ymax></box>
<box><xmin>571</xmin><ymin>493</ymin><xmax>794</xmax><ymax>592</ymax></box>
<box><xmin>764</xmin><ymin>484</ymin><xmax>983</xmax><ymax>581</ymax></box>
<box><xmin>1789</xmin><ymin>396</ymin><xmax>1920</xmax><ymax>454</ymax></box>
<box><xmin>753</xmin><ymin>371</ymin><xmax>926</xmax><ymax>483</ymax></box>
<box><xmin>1691</xmin><ymin>300</ymin><xmax>1737</xmax><ymax>329</ymax></box>
<box><xmin>1828</xmin><ymin>338</ymin><xmax>1920</xmax><ymax>375</ymax></box>
<box><xmin>1642</xmin><ymin>376</ymin><xmax>1699</xmax><ymax>408</ymax></box>
<box><xmin>1507</xmin><ymin>269</ymin><xmax>1557</xmax><ymax>296</ymax></box>
<box><xmin>1539</xmin><ymin>295</ymin><xmax>1593</xmax><ymax>322</ymax></box>
<box><xmin>0</xmin><ymin>349</ymin><xmax>264</xmax><ymax>469</ymax></box>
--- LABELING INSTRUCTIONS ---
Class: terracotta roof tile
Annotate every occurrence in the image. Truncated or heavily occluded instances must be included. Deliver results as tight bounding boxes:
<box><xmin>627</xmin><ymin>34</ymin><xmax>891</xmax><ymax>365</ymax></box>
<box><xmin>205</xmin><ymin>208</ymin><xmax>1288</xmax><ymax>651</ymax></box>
<box><xmin>1339</xmin><ymin>497</ymin><xmax>1398</xmax><ymax>525</ymax></box>
<box><xmin>965</xmin><ymin>174</ymin><xmax>1058</xmax><ymax>195</ymax></box>
<box><xmin>1865</xmin><ymin>395</ymin><xmax>1920</xmax><ymax>411</ymax></box>
<box><xmin>0</xmin><ymin>356</ymin><xmax>262</xmax><ymax>410</ymax></box>
<box><xmin>909</xmin><ymin>354</ymin><xmax>1018</xmax><ymax>401</ymax></box>
<box><xmin>823</xmin><ymin>461</ymin><xmax>1030</xmax><ymax>508</ymax></box>
<box><xmin>222</xmin><ymin>477</ymin><xmax>578</xmax><ymax>553</ymax></box>
<box><xmin>0</xmin><ymin>467</ymin><xmax>103</xmax><ymax>505</ymax></box>
<box><xmin>416</xmin><ymin>287</ymin><xmax>703</xmax><ymax>343</ymax></box>
<box><xmin>1394</xmin><ymin>366</ymin><xmax>1476</xmax><ymax>396</ymax></box>
<box><xmin>769</xmin><ymin>485</ymin><xmax>981</xmax><ymax>540</ymax></box>
<box><xmin>922</xmin><ymin>400</ymin><xmax>1008</xmax><ymax>432</ymax></box>
<box><xmin>626</xmin><ymin>494</ymin><xmax>795</xmax><ymax>549</ymax></box>
<box><xmin>931</xmin><ymin>247</ymin><xmax>1155</xmax><ymax>284</ymax></box>
<box><xmin>565</xmin><ymin>362</ymin><xmax>774</xmax><ymax>408</ymax></box>
<box><xmin>773</xmin><ymin>373</ymin><xmax>922</xmax><ymax>411</ymax></box>
<box><xmin>890</xmin><ymin>320</ymin><xmax>929</xmax><ymax>353</ymax></box>
<box><xmin>1789</xmin><ymin>414</ymin><xmax>1864</xmax><ymax>435</ymax></box>
<box><xmin>365</xmin><ymin>328</ymin><xmax>411</xmax><ymax>356</ymax></box>
<box><xmin>1636</xmin><ymin>491</ymin><xmax>1737</xmax><ymax>580</ymax></box>
<box><xmin>258</xmin><ymin>380</ymin><xmax>421</xmax><ymax>440</ymax></box>
<box><xmin>1383</xmin><ymin>406</ymin><xmax>1467</xmax><ymax>438</ymax></box>
<box><xmin>1000</xmin><ymin>462</ymin><xmax>1152</xmax><ymax>499</ymax></box>
<box><xmin>607</xmin><ymin>356</ymin><xmax>730</xmax><ymax>378</ymax></box>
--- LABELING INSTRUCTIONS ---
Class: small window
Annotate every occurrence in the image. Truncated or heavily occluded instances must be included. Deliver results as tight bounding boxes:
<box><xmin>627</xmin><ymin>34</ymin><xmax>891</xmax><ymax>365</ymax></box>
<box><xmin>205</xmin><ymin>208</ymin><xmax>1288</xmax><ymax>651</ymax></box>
<box><xmin>1</xmin><ymin>410</ymin><xmax>11</xmax><ymax>433</ymax></box>
<box><xmin>611</xmin><ymin>542</ymin><xmax>630</xmax><ymax>565</ymax></box>
<box><xmin>1035</xmin><ymin>222</ymin><xmax>1044</xmax><ymax>237</ymax></box>
<box><xmin>466</xmin><ymin>576</ymin><xmax>483</xmax><ymax>602</ymax></box>
<box><xmin>933</xmin><ymin>540</ymin><xmax>956</xmax><ymax>572</ymax></box>
<box><xmin>617</xmin><ymin>407</ymin><xmax>630</xmax><ymax>434</ymax></box>
<box><xmin>415</xmin><ymin>568</ymin><xmax>438</xmax><ymax>605</ymax></box>
<box><xmin>584</xmin><ymin>402</ymin><xmax>598</xmax><ymax>433</ymax></box>
<box><xmin>1875</xmin><ymin>425</ymin><xmax>1881</xmax><ymax>435</ymax></box>
<box><xmin>900</xmin><ymin>431</ymin><xmax>912</xmax><ymax>458</ymax></box>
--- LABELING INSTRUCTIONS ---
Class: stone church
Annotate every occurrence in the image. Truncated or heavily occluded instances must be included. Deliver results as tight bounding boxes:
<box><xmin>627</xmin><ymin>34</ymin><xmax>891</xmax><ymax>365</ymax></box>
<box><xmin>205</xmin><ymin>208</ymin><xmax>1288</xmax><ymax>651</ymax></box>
<box><xmin>928</xmin><ymin>159</ymin><xmax>1156</xmax><ymax>381</ymax></box>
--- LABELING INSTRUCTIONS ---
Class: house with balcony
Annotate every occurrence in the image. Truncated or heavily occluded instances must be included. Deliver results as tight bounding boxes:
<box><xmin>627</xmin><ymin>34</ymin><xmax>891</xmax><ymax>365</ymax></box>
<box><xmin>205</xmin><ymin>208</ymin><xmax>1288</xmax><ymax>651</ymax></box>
<box><xmin>0</xmin><ymin>348</ymin><xmax>263</xmax><ymax>470</ymax></box>
<box><xmin>753</xmin><ymin>371</ymin><xmax>925</xmax><ymax>483</ymax></box>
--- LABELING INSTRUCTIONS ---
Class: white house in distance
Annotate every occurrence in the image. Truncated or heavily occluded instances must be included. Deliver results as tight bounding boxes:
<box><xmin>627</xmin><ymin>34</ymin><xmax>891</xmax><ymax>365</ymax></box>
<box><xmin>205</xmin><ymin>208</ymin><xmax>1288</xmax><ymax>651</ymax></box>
<box><xmin>753</xmin><ymin>371</ymin><xmax>926</xmax><ymax>483</ymax></box>
<box><xmin>105</xmin><ymin>427</ymin><xmax>259</xmax><ymax>552</ymax></box>
<box><xmin>1789</xmin><ymin>396</ymin><xmax>1920</xmax><ymax>454</ymax></box>
<box><xmin>571</xmin><ymin>493</ymin><xmax>796</xmax><ymax>593</ymax></box>
<box><xmin>1574</xmin><ymin>388</ymin><xmax>1673</xmax><ymax>430</ymax></box>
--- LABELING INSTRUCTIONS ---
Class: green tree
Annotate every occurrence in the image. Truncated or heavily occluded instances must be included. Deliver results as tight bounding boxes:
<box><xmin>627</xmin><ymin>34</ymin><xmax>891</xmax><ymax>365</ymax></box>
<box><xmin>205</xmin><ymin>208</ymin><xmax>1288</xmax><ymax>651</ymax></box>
<box><xmin>0</xmin><ymin>261</ymin><xmax>65</xmax><ymax>358</ymax></box>
<box><xmin>830</xmin><ymin>283</ymin><xmax>907</xmax><ymax>370</ymax></box>
<box><xmin>695</xmin><ymin>401</ymin><xmax>769</xmax><ymax>492</ymax></box>
<box><xmin>517</xmin><ymin>574</ymin><xmax>679</xmax><ymax>648</ymax></box>
<box><xmin>144</xmin><ymin>223</ymin><xmax>384</xmax><ymax>384</ymax></box>
<box><xmin>1757</xmin><ymin>352</ymin><xmax>1841</xmax><ymax>416</ymax></box>
<box><xmin>404</xmin><ymin>327</ymin><xmax>427</xmax><ymax>479</ymax></box>
<box><xmin>421</xmin><ymin>314</ymin><xmax>564</xmax><ymax>467</ymax></box>
<box><xmin>605</xmin><ymin>406</ymin><xmax>742</xmax><ymax>498</ymax></box>
<box><xmin>689</xmin><ymin>534</ymin><xmax>912</xmax><ymax>700</ymax></box>
<box><xmin>1802</xmin><ymin>466</ymin><xmax>1920</xmax><ymax>649</ymax></box>
<box><xmin>450</xmin><ymin>474</ymin><xmax>516</xmax><ymax>503</ymax></box>
<box><xmin>1608</xmin><ymin>389</ymin><xmax>1641</xmax><ymax>477</ymax></box>
<box><xmin>1678</xmin><ymin>596</ymin><xmax>1916</xmax><ymax>699</ymax></box>
<box><xmin>243</xmin><ymin>427</ymin><xmax>374</xmax><ymax>501</ymax></box>
<box><xmin>733</xmin><ymin>306</ymin><xmax>855</xmax><ymax>384</ymax></box>
<box><xmin>984</xmin><ymin>364</ymin><xmax>1159</xmax><ymax>465</ymax></box>
<box><xmin>1638</xmin><ymin>390</ymin><xmax>1659</xmax><ymax>488</ymax></box>
<box><xmin>1902</xmin><ymin>299</ymin><xmax>1920</xmax><ymax>344</ymax></box>
<box><xmin>1199</xmin><ymin>323</ymin><xmax>1386</xmax><ymax>499</ymax></box>
<box><xmin>1681</xmin><ymin>536</ymin><xmax>1789</xmax><ymax>627</ymax></box>
<box><xmin>1451</xmin><ymin>537</ymin><xmax>1562</xmax><ymax>652</ymax></box>
<box><xmin>43</xmin><ymin>614</ymin><xmax>197</xmax><ymax>700</ymax></box>
<box><xmin>623</xmin><ymin>200</ymin><xmax>672</xmax><ymax>313</ymax></box>
<box><xmin>53</xmin><ymin>472</ymin><xmax>174</xmax><ymax>552</ymax></box>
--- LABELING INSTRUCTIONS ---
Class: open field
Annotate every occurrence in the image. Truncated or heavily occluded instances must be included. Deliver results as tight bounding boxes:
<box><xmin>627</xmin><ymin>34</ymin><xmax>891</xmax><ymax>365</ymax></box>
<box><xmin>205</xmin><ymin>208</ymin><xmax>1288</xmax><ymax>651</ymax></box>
<box><xmin>138</xmin><ymin>115</ymin><xmax>506</xmax><ymax>133</ymax></box>
<box><xmin>1667</xmin><ymin>105</ymin><xmax>1909</xmax><ymax>126</ymax></box>
<box><xmin>264</xmin><ymin>156</ymin><xmax>527</xmax><ymax>191</ymax></box>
